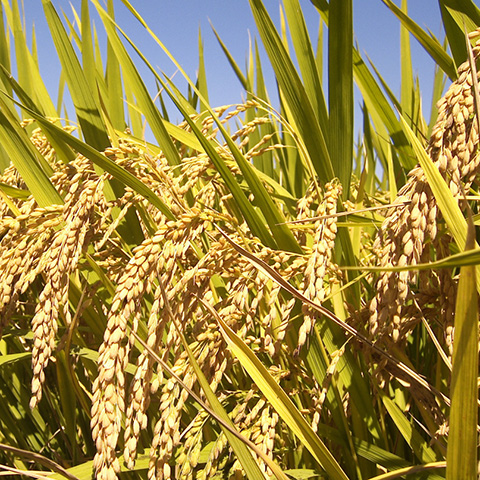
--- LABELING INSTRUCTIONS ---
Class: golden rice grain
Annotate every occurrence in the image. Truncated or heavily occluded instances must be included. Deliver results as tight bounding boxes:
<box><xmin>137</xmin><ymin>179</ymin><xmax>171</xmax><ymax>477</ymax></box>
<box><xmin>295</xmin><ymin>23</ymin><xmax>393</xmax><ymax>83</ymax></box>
<box><xmin>370</xmin><ymin>32</ymin><xmax>480</xmax><ymax>344</ymax></box>
<box><xmin>297</xmin><ymin>180</ymin><xmax>341</xmax><ymax>353</ymax></box>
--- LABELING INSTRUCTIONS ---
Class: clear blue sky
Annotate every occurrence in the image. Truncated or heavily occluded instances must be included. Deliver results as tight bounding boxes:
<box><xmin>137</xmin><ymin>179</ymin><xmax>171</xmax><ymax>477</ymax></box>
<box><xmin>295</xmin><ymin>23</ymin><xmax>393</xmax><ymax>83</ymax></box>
<box><xmin>21</xmin><ymin>1</ymin><xmax>445</xmax><ymax>130</ymax></box>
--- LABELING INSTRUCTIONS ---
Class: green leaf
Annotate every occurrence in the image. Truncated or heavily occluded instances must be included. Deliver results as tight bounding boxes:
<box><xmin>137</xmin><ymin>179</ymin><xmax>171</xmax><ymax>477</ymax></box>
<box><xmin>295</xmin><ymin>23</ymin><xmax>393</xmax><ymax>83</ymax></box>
<box><xmin>7</xmin><ymin>0</ymin><xmax>56</xmax><ymax>118</ymax></box>
<box><xmin>41</xmin><ymin>0</ymin><xmax>110</xmax><ymax>150</ymax></box>
<box><xmin>446</xmin><ymin>214</ymin><xmax>478</xmax><ymax>480</ymax></box>
<box><xmin>105</xmin><ymin>0</ymin><xmax>125</xmax><ymax>131</ymax></box>
<box><xmin>328</xmin><ymin>0</ymin><xmax>353</xmax><ymax>195</ymax></box>
<box><xmin>0</xmin><ymin>97</ymin><xmax>62</xmax><ymax>207</ymax></box>
<box><xmin>179</xmin><ymin>330</ymin><xmax>279</xmax><ymax>480</ymax></box>
<box><xmin>381</xmin><ymin>0</ymin><xmax>457</xmax><ymax>80</ymax></box>
<box><xmin>92</xmin><ymin>0</ymin><xmax>182</xmax><ymax>168</ymax></box>
<box><xmin>0</xmin><ymin>352</ymin><xmax>30</xmax><ymax>366</ymax></box>
<box><xmin>80</xmin><ymin>0</ymin><xmax>97</xmax><ymax>103</ymax></box>
<box><xmin>0</xmin><ymin>182</ymin><xmax>30</xmax><ymax>199</ymax></box>
<box><xmin>440</xmin><ymin>0</ymin><xmax>480</xmax><ymax>70</ymax></box>
<box><xmin>353</xmin><ymin>50</ymin><xmax>416</xmax><ymax>172</ymax></box>
<box><xmin>0</xmin><ymin>65</ymin><xmax>76</xmax><ymax>163</ymax></box>
<box><xmin>283</xmin><ymin>0</ymin><xmax>328</xmax><ymax>132</ymax></box>
<box><xmin>400</xmin><ymin>0</ymin><xmax>414</xmax><ymax>128</ymax></box>
<box><xmin>196</xmin><ymin>28</ymin><xmax>209</xmax><ymax>112</ymax></box>
<box><xmin>284</xmin><ymin>469</ymin><xmax>321</xmax><ymax>479</ymax></box>
<box><xmin>162</xmin><ymin>84</ymin><xmax>278</xmax><ymax>249</ymax></box>
<box><xmin>343</xmin><ymin>246</ymin><xmax>480</xmax><ymax>272</ymax></box>
<box><xmin>248</xmin><ymin>0</ymin><xmax>334</xmax><ymax>183</ymax></box>
<box><xmin>211</xmin><ymin>24</ymin><xmax>247</xmax><ymax>89</ymax></box>
<box><xmin>380</xmin><ymin>393</ymin><xmax>439</xmax><ymax>464</ymax></box>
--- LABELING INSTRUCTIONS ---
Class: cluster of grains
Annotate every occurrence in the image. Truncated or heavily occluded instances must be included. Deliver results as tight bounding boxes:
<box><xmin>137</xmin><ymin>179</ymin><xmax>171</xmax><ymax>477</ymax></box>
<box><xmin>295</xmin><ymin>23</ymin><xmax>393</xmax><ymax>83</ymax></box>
<box><xmin>0</xmin><ymin>104</ymin><xmax>347</xmax><ymax>480</ymax></box>
<box><xmin>297</xmin><ymin>180</ymin><xmax>342</xmax><ymax>353</ymax></box>
<box><xmin>91</xmin><ymin>209</ymin><xmax>206</xmax><ymax>480</ymax></box>
<box><xmin>88</xmin><ymin>104</ymin><xmax>311</xmax><ymax>479</ymax></box>
<box><xmin>31</xmin><ymin>158</ymin><xmax>104</xmax><ymax>407</ymax></box>
<box><xmin>0</xmin><ymin>137</ymin><xmax>109</xmax><ymax>407</ymax></box>
<box><xmin>369</xmin><ymin>31</ymin><xmax>480</xmax><ymax>345</ymax></box>
<box><xmin>148</xmin><ymin>359</ymin><xmax>195</xmax><ymax>480</ymax></box>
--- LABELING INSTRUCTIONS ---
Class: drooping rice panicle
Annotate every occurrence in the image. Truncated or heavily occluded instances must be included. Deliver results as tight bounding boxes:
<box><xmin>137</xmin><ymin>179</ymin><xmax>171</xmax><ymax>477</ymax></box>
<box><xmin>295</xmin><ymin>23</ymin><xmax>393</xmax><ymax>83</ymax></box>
<box><xmin>370</xmin><ymin>32</ymin><xmax>480</xmax><ymax>345</ymax></box>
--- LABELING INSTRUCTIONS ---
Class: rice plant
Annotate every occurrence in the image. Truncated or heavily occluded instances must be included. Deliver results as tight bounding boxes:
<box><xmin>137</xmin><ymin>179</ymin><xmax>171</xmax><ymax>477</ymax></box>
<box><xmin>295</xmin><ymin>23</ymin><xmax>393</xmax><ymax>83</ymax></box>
<box><xmin>0</xmin><ymin>1</ymin><xmax>479</xmax><ymax>479</ymax></box>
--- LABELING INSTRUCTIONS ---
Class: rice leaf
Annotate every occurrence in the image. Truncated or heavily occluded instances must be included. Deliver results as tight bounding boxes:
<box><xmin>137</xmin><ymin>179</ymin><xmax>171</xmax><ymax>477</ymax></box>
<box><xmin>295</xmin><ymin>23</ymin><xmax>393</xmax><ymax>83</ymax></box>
<box><xmin>0</xmin><ymin>65</ymin><xmax>76</xmax><ymax>163</ymax></box>
<box><xmin>381</xmin><ymin>0</ymin><xmax>457</xmax><ymax>80</ymax></box>
<box><xmin>440</xmin><ymin>0</ymin><xmax>480</xmax><ymax>69</ymax></box>
<box><xmin>55</xmin><ymin>351</ymin><xmax>77</xmax><ymax>455</ymax></box>
<box><xmin>283</xmin><ymin>0</ymin><xmax>328</xmax><ymax>131</ymax></box>
<box><xmin>80</xmin><ymin>0</ymin><xmax>97</xmax><ymax>104</ymax></box>
<box><xmin>328</xmin><ymin>0</ymin><xmax>354</xmax><ymax>194</ymax></box>
<box><xmin>354</xmin><ymin>51</ymin><xmax>416</xmax><ymax>172</ymax></box>
<box><xmin>7</xmin><ymin>1</ymin><xmax>57</xmax><ymax>118</ymax></box>
<box><xmin>0</xmin><ymin>182</ymin><xmax>30</xmax><ymax>199</ymax></box>
<box><xmin>380</xmin><ymin>393</ymin><xmax>439</xmax><ymax>464</ymax></box>
<box><xmin>179</xmin><ymin>327</ymin><xmax>285</xmax><ymax>480</ymax></box>
<box><xmin>446</xmin><ymin>205</ymin><xmax>478</xmax><ymax>479</ymax></box>
<box><xmin>210</xmin><ymin>24</ymin><xmax>247</xmax><ymax>89</ymax></box>
<box><xmin>0</xmin><ymin>352</ymin><xmax>30</xmax><ymax>366</ymax></box>
<box><xmin>248</xmin><ymin>0</ymin><xmax>334</xmax><ymax>184</ymax></box>
<box><xmin>92</xmin><ymin>0</ymin><xmax>182</xmax><ymax>168</ymax></box>
<box><xmin>105</xmin><ymin>0</ymin><xmax>125</xmax><ymax>131</ymax></box>
<box><xmin>41</xmin><ymin>0</ymin><xmax>110</xmax><ymax>150</ymax></box>
<box><xmin>196</xmin><ymin>28</ymin><xmax>209</xmax><ymax>113</ymax></box>
<box><xmin>368</xmin><ymin>463</ymin><xmax>445</xmax><ymax>480</ymax></box>
<box><xmin>400</xmin><ymin>0</ymin><xmax>414</xmax><ymax>128</ymax></box>
<box><xmin>0</xmin><ymin>98</ymin><xmax>62</xmax><ymax>207</ymax></box>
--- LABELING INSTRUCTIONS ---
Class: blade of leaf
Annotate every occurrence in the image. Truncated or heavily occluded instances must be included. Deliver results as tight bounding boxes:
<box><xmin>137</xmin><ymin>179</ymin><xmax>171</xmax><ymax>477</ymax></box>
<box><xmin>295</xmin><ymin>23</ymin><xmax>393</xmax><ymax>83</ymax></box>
<box><xmin>0</xmin><ymin>98</ymin><xmax>62</xmax><ymax>207</ymax></box>
<box><xmin>41</xmin><ymin>0</ymin><xmax>110</xmax><ymax>150</ymax></box>
<box><xmin>400</xmin><ymin>0</ymin><xmax>414</xmax><ymax>128</ymax></box>
<box><xmin>0</xmin><ymin>65</ymin><xmax>76</xmax><ymax>163</ymax></box>
<box><xmin>283</xmin><ymin>0</ymin><xmax>328</xmax><ymax>132</ymax></box>
<box><xmin>328</xmin><ymin>0</ymin><xmax>354</xmax><ymax>194</ymax></box>
<box><xmin>381</xmin><ymin>0</ymin><xmax>457</xmax><ymax>80</ymax></box>
<box><xmin>162</xmin><ymin>84</ymin><xmax>277</xmax><ymax>248</ymax></box>
<box><xmin>248</xmin><ymin>0</ymin><xmax>334</xmax><ymax>183</ymax></box>
<box><xmin>91</xmin><ymin>0</ymin><xmax>182</xmax><ymax>168</ymax></box>
<box><xmin>7</xmin><ymin>0</ymin><xmax>57</xmax><ymax>118</ymax></box>
<box><xmin>446</xmin><ymin>212</ymin><xmax>478</xmax><ymax>480</ymax></box>
<box><xmin>380</xmin><ymin>393</ymin><xmax>439</xmax><ymax>464</ymax></box>
<box><xmin>440</xmin><ymin>0</ymin><xmax>480</xmax><ymax>69</ymax></box>
<box><xmin>353</xmin><ymin>50</ymin><xmax>416</xmax><ymax>172</ymax></box>
<box><xmin>210</xmin><ymin>24</ymin><xmax>247</xmax><ymax>89</ymax></box>
<box><xmin>196</xmin><ymin>28</ymin><xmax>209</xmax><ymax>112</ymax></box>
<box><xmin>178</xmin><ymin>329</ymin><xmax>285</xmax><ymax>480</ymax></box>
<box><xmin>105</xmin><ymin>0</ymin><xmax>125</xmax><ymax>131</ymax></box>
<box><xmin>80</xmin><ymin>0</ymin><xmax>97</xmax><ymax>104</ymax></box>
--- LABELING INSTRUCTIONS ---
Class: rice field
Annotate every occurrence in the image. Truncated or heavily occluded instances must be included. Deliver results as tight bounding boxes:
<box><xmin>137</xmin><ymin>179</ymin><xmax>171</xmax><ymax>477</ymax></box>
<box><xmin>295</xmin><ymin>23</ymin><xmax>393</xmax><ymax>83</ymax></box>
<box><xmin>0</xmin><ymin>1</ymin><xmax>479</xmax><ymax>479</ymax></box>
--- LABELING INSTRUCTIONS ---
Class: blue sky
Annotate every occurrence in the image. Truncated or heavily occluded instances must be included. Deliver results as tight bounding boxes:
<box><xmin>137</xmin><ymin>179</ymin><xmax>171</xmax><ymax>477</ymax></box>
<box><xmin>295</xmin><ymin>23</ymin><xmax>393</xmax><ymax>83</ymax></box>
<box><xmin>21</xmin><ymin>1</ymin><xmax>446</xmax><ymax>130</ymax></box>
